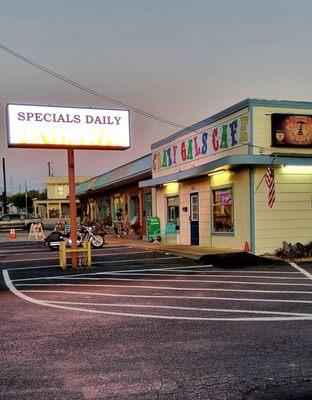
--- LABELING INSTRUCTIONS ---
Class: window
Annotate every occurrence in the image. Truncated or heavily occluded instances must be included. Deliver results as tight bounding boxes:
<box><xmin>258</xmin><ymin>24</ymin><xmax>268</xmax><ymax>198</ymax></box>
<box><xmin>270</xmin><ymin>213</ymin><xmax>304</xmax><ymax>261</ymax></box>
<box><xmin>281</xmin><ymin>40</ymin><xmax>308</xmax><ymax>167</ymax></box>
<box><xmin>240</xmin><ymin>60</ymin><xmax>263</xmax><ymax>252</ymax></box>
<box><xmin>212</xmin><ymin>188</ymin><xmax>234</xmax><ymax>233</ymax></box>
<box><xmin>167</xmin><ymin>196</ymin><xmax>180</xmax><ymax>230</ymax></box>
<box><xmin>11</xmin><ymin>214</ymin><xmax>22</xmax><ymax>221</ymax></box>
<box><xmin>144</xmin><ymin>192</ymin><xmax>152</xmax><ymax>218</ymax></box>
<box><xmin>57</xmin><ymin>186</ymin><xmax>65</xmax><ymax>198</ymax></box>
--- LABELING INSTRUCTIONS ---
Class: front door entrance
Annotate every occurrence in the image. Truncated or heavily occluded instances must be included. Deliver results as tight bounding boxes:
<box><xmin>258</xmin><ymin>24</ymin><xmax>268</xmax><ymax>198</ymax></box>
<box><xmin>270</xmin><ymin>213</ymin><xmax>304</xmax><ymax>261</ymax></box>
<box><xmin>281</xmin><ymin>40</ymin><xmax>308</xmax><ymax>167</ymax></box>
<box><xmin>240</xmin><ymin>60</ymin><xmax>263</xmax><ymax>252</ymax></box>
<box><xmin>190</xmin><ymin>192</ymin><xmax>199</xmax><ymax>245</ymax></box>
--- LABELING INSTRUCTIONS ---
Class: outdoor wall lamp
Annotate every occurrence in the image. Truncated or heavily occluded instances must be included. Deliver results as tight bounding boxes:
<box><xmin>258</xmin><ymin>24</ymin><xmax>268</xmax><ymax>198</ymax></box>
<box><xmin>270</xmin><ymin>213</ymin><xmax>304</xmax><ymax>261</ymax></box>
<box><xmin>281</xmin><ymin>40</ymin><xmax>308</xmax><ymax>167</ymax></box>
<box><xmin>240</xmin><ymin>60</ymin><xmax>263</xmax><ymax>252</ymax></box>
<box><xmin>208</xmin><ymin>169</ymin><xmax>226</xmax><ymax>177</ymax></box>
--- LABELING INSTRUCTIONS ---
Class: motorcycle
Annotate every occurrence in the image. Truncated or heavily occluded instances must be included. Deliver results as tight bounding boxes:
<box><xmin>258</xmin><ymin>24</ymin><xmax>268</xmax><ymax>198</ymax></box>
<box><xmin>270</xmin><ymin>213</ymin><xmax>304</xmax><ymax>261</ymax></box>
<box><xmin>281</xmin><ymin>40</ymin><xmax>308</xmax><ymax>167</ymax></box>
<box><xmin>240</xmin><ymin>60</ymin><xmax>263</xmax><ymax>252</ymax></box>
<box><xmin>44</xmin><ymin>224</ymin><xmax>105</xmax><ymax>250</ymax></box>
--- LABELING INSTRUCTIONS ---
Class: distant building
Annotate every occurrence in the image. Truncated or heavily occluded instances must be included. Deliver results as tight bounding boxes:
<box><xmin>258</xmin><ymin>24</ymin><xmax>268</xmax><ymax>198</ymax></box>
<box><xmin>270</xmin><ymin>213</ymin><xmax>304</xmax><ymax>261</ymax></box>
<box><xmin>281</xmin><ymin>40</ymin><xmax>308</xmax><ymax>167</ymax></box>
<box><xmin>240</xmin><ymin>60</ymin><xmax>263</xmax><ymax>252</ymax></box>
<box><xmin>33</xmin><ymin>176</ymin><xmax>91</xmax><ymax>219</ymax></box>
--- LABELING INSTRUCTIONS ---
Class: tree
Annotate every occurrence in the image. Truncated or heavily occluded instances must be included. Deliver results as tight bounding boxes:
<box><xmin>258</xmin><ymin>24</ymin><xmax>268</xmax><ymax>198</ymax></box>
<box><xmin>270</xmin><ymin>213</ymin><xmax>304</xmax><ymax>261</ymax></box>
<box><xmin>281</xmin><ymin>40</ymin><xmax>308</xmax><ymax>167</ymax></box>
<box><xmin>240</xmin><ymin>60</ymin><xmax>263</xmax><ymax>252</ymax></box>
<box><xmin>8</xmin><ymin>189</ymin><xmax>46</xmax><ymax>213</ymax></box>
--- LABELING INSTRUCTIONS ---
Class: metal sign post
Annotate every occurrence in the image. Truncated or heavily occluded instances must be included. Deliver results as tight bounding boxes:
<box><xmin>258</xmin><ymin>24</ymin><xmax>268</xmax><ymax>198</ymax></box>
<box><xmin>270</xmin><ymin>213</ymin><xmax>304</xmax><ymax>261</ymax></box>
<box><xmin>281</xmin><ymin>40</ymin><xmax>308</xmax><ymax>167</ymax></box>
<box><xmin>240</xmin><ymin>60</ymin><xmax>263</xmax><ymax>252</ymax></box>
<box><xmin>67</xmin><ymin>149</ymin><xmax>78</xmax><ymax>268</ymax></box>
<box><xmin>6</xmin><ymin>104</ymin><xmax>130</xmax><ymax>269</ymax></box>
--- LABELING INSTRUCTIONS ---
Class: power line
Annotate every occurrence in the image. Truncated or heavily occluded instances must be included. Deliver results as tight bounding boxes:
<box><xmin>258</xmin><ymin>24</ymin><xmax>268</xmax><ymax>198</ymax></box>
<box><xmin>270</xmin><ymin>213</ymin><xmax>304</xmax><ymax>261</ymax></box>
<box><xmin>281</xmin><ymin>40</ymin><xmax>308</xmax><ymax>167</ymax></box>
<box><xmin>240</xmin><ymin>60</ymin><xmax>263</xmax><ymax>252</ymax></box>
<box><xmin>0</xmin><ymin>43</ymin><xmax>281</xmax><ymax>158</ymax></box>
<box><xmin>0</xmin><ymin>42</ymin><xmax>190</xmax><ymax>132</ymax></box>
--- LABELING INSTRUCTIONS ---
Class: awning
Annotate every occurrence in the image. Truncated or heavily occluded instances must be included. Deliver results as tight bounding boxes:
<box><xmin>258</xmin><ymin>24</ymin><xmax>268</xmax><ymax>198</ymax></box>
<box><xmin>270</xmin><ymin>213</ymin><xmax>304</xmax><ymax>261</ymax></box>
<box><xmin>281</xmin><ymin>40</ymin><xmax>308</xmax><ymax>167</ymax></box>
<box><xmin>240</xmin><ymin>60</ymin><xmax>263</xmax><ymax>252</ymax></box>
<box><xmin>139</xmin><ymin>154</ymin><xmax>312</xmax><ymax>188</ymax></box>
<box><xmin>76</xmin><ymin>154</ymin><xmax>151</xmax><ymax>196</ymax></box>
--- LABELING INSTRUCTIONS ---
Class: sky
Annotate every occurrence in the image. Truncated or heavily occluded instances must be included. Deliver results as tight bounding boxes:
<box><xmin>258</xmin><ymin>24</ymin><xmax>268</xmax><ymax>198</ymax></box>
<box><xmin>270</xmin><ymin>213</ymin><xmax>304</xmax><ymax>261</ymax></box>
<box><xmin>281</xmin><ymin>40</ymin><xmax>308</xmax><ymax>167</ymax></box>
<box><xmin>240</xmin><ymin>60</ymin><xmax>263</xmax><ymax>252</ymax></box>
<box><xmin>1</xmin><ymin>0</ymin><xmax>312</xmax><ymax>194</ymax></box>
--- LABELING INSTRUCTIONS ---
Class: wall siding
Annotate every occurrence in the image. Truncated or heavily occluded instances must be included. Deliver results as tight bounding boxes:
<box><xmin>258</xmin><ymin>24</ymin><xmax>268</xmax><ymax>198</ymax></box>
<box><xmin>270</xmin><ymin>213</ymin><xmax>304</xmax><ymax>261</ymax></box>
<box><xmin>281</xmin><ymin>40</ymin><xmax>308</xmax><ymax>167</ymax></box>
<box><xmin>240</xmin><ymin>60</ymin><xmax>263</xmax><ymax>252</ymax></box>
<box><xmin>253</xmin><ymin>106</ymin><xmax>312</xmax><ymax>155</ymax></box>
<box><xmin>254</xmin><ymin>166</ymin><xmax>312</xmax><ymax>255</ymax></box>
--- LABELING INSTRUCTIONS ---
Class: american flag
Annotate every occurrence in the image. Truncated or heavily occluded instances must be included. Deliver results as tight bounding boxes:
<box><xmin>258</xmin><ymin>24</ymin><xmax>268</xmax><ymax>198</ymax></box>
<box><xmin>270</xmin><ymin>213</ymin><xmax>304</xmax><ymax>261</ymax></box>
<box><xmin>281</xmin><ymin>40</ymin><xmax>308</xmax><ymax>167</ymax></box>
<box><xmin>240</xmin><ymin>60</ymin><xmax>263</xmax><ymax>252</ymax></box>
<box><xmin>265</xmin><ymin>163</ymin><xmax>275</xmax><ymax>208</ymax></box>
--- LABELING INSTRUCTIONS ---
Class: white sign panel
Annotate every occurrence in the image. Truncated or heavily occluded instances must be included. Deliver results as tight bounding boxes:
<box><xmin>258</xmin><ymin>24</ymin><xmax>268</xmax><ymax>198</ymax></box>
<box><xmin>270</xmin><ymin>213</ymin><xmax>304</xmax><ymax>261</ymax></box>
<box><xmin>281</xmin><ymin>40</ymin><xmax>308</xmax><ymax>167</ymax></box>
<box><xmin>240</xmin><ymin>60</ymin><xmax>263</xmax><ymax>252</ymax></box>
<box><xmin>6</xmin><ymin>104</ymin><xmax>130</xmax><ymax>150</ymax></box>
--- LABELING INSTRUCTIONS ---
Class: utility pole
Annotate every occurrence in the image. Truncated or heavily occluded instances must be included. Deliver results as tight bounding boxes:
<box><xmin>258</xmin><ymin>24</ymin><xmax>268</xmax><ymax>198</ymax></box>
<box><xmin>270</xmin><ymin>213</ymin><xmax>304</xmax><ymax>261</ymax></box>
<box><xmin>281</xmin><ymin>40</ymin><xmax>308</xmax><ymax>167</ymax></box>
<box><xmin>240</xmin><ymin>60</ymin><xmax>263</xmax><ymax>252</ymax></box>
<box><xmin>47</xmin><ymin>162</ymin><xmax>54</xmax><ymax>177</ymax></box>
<box><xmin>2</xmin><ymin>158</ymin><xmax>7</xmax><ymax>214</ymax></box>
<box><xmin>25</xmin><ymin>181</ymin><xmax>28</xmax><ymax>217</ymax></box>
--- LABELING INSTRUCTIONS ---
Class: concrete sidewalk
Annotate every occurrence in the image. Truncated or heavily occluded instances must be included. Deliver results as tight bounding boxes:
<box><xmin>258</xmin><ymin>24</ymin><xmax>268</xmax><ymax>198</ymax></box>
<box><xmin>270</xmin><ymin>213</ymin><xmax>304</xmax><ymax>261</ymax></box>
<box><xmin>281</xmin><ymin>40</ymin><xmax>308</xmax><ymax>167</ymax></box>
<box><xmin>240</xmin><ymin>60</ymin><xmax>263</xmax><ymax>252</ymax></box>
<box><xmin>106</xmin><ymin>236</ymin><xmax>243</xmax><ymax>260</ymax></box>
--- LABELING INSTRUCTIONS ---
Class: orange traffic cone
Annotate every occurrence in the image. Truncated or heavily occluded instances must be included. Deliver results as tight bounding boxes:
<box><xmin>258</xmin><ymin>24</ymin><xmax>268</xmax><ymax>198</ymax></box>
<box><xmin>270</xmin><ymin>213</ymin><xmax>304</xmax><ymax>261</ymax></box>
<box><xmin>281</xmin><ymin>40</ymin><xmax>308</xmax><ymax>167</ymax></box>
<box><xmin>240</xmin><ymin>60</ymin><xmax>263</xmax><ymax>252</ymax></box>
<box><xmin>244</xmin><ymin>240</ymin><xmax>250</xmax><ymax>252</ymax></box>
<box><xmin>9</xmin><ymin>228</ymin><xmax>16</xmax><ymax>239</ymax></box>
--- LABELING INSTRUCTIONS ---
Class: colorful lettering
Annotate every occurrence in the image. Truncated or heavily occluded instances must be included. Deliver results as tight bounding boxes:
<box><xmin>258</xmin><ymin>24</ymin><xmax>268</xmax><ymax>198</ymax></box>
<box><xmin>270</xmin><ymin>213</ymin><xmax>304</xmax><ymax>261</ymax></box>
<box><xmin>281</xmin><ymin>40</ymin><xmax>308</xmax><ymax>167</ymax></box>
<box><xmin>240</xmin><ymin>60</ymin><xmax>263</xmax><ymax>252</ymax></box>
<box><xmin>181</xmin><ymin>142</ymin><xmax>186</xmax><ymax>161</ymax></box>
<box><xmin>240</xmin><ymin>116</ymin><xmax>249</xmax><ymax>142</ymax></box>
<box><xmin>167</xmin><ymin>148</ymin><xmax>172</xmax><ymax>166</ymax></box>
<box><xmin>220</xmin><ymin>125</ymin><xmax>228</xmax><ymax>149</ymax></box>
<box><xmin>212</xmin><ymin>128</ymin><xmax>219</xmax><ymax>151</ymax></box>
<box><xmin>152</xmin><ymin>154</ymin><xmax>157</xmax><ymax>170</ymax></box>
<box><xmin>194</xmin><ymin>136</ymin><xmax>201</xmax><ymax>157</ymax></box>
<box><xmin>162</xmin><ymin>149</ymin><xmax>167</xmax><ymax>168</ymax></box>
<box><xmin>229</xmin><ymin>119</ymin><xmax>238</xmax><ymax>146</ymax></box>
<box><xmin>173</xmin><ymin>145</ymin><xmax>178</xmax><ymax>164</ymax></box>
<box><xmin>201</xmin><ymin>132</ymin><xmax>208</xmax><ymax>154</ymax></box>
<box><xmin>187</xmin><ymin>139</ymin><xmax>193</xmax><ymax>159</ymax></box>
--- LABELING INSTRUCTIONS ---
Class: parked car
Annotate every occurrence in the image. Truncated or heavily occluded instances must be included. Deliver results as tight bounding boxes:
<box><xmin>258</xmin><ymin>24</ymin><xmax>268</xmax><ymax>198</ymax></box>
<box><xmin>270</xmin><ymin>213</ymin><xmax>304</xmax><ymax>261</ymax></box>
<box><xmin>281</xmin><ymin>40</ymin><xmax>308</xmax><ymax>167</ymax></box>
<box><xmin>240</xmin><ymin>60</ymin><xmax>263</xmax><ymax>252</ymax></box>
<box><xmin>0</xmin><ymin>213</ymin><xmax>43</xmax><ymax>231</ymax></box>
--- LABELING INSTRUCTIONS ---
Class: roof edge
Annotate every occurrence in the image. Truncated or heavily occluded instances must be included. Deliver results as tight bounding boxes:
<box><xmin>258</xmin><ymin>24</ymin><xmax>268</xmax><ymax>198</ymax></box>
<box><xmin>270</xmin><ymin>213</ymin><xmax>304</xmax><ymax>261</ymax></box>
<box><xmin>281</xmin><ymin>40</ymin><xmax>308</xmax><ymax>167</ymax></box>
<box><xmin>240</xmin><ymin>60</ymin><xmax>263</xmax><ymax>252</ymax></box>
<box><xmin>151</xmin><ymin>98</ymin><xmax>312</xmax><ymax>150</ymax></box>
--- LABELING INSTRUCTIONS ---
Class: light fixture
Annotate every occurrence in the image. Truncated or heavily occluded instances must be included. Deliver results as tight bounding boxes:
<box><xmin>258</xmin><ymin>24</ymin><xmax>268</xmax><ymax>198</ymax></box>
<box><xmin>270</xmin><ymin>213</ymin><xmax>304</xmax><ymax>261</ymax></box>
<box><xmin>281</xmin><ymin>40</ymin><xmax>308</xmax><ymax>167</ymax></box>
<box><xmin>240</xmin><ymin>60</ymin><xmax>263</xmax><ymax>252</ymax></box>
<box><xmin>208</xmin><ymin>169</ymin><xmax>226</xmax><ymax>177</ymax></box>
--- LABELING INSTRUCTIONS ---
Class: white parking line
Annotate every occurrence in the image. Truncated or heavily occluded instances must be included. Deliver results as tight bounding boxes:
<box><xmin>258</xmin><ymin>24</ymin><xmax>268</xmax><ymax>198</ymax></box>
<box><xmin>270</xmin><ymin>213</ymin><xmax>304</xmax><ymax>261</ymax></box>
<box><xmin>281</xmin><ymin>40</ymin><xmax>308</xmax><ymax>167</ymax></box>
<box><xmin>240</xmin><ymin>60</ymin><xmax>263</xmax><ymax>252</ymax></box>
<box><xmin>20</xmin><ymin>289</ymin><xmax>312</xmax><ymax>304</ymax></box>
<box><xmin>5</xmin><ymin>268</ymin><xmax>312</xmax><ymax>320</ymax></box>
<box><xmin>290</xmin><ymin>263</ymin><xmax>312</xmax><ymax>280</ymax></box>
<box><xmin>24</xmin><ymin>273</ymin><xmax>307</xmax><ymax>280</ymax></box>
<box><xmin>6</xmin><ymin>256</ymin><xmax>182</xmax><ymax>270</ymax></box>
<box><xmin>45</xmin><ymin>300</ymin><xmax>312</xmax><ymax>317</ymax></box>
<box><xmin>15</xmin><ymin>283</ymin><xmax>312</xmax><ymax>294</ymax></box>
<box><xmin>3</xmin><ymin>250</ymin><xmax>154</xmax><ymax>263</ymax></box>
<box><xmin>0</xmin><ymin>245</ymin><xmax>130</xmax><ymax>254</ymax></box>
<box><xmin>13</xmin><ymin>276</ymin><xmax>312</xmax><ymax>287</ymax></box>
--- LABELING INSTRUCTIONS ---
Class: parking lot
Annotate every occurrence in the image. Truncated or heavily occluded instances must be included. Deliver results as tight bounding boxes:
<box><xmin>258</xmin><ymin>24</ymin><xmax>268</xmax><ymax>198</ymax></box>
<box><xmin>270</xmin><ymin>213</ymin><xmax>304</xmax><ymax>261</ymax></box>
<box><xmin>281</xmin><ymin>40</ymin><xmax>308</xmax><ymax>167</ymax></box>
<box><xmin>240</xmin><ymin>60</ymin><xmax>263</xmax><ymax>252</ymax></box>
<box><xmin>1</xmin><ymin>241</ymin><xmax>312</xmax><ymax>399</ymax></box>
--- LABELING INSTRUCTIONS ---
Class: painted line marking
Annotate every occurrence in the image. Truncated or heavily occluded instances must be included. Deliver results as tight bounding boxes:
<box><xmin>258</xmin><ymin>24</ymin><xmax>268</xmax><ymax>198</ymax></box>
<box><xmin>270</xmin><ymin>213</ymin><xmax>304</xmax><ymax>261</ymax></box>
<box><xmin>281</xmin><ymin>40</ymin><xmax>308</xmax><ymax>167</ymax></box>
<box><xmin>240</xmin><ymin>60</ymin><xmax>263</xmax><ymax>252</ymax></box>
<box><xmin>0</xmin><ymin>242</ymin><xmax>129</xmax><ymax>254</ymax></box>
<box><xmin>5</xmin><ymin>261</ymin><xmax>199</xmax><ymax>273</ymax></box>
<box><xmin>3</xmin><ymin>250</ymin><xmax>154</xmax><ymax>263</ymax></box>
<box><xmin>151</xmin><ymin>270</ymin><xmax>300</xmax><ymax>275</ymax></box>
<box><xmin>45</xmin><ymin>301</ymin><xmax>312</xmax><ymax>317</ymax></box>
<box><xmin>4</xmin><ymin>269</ymin><xmax>312</xmax><ymax>320</ymax></box>
<box><xmin>13</xmin><ymin>276</ymin><xmax>312</xmax><ymax>287</ymax></box>
<box><xmin>24</xmin><ymin>273</ymin><xmax>307</xmax><ymax>281</ymax></box>
<box><xmin>290</xmin><ymin>262</ymin><xmax>312</xmax><ymax>281</ymax></box>
<box><xmin>20</xmin><ymin>289</ymin><xmax>312</xmax><ymax>304</ymax></box>
<box><xmin>5</xmin><ymin>255</ymin><xmax>182</xmax><ymax>268</ymax></box>
<box><xmin>5</xmin><ymin>265</ymin><xmax>59</xmax><ymax>271</ymax></box>
<box><xmin>15</xmin><ymin>283</ymin><xmax>312</xmax><ymax>294</ymax></box>
<box><xmin>0</xmin><ymin>245</ymin><xmax>130</xmax><ymax>254</ymax></box>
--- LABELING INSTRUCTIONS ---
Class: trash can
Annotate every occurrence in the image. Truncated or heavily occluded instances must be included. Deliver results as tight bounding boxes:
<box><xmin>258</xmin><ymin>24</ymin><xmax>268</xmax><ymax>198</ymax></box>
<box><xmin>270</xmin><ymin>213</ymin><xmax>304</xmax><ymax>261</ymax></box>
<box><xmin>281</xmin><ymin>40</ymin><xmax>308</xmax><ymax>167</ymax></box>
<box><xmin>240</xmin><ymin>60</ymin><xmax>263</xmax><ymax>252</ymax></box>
<box><xmin>147</xmin><ymin>216</ymin><xmax>160</xmax><ymax>242</ymax></box>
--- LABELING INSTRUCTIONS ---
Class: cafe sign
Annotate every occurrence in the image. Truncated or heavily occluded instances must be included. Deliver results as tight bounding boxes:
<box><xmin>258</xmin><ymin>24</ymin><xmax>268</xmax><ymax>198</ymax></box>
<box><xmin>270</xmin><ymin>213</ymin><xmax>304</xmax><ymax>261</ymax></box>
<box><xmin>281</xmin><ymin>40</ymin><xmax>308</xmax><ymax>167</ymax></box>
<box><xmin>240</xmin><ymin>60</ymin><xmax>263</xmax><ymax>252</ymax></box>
<box><xmin>153</xmin><ymin>114</ymin><xmax>249</xmax><ymax>171</ymax></box>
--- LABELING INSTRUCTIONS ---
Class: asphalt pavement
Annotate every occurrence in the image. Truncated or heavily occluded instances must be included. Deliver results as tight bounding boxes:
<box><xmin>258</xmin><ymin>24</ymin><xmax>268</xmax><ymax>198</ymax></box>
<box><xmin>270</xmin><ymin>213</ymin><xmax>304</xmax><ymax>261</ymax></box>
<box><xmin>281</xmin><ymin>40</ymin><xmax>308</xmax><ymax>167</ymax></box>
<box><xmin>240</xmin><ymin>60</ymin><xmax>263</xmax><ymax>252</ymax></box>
<box><xmin>1</xmin><ymin>240</ymin><xmax>312</xmax><ymax>399</ymax></box>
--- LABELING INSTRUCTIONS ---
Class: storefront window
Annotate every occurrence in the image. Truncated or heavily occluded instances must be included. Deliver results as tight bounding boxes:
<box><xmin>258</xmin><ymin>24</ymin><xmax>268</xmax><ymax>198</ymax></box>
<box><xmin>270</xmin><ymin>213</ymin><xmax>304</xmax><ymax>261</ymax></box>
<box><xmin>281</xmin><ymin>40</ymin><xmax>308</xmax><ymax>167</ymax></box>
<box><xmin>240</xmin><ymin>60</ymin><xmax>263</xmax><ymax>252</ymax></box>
<box><xmin>212</xmin><ymin>188</ymin><xmax>234</xmax><ymax>233</ymax></box>
<box><xmin>167</xmin><ymin>196</ymin><xmax>180</xmax><ymax>230</ymax></box>
<box><xmin>144</xmin><ymin>192</ymin><xmax>152</xmax><ymax>217</ymax></box>
<box><xmin>129</xmin><ymin>195</ymin><xmax>140</xmax><ymax>219</ymax></box>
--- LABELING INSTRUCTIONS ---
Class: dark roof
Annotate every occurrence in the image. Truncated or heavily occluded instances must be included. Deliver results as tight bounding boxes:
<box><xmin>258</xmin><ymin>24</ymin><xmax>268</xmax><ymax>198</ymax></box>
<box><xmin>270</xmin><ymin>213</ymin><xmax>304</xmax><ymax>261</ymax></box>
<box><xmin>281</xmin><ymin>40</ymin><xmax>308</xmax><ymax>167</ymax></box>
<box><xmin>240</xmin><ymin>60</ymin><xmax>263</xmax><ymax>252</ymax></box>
<box><xmin>76</xmin><ymin>154</ymin><xmax>151</xmax><ymax>196</ymax></box>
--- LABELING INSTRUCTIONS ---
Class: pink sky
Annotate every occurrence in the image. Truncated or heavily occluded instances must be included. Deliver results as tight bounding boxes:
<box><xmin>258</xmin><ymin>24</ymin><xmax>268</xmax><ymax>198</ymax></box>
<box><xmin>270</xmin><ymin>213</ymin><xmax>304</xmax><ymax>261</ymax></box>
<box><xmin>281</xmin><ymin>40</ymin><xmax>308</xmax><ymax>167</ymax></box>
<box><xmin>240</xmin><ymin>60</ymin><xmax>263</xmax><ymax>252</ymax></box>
<box><xmin>1</xmin><ymin>0</ymin><xmax>312</xmax><ymax>193</ymax></box>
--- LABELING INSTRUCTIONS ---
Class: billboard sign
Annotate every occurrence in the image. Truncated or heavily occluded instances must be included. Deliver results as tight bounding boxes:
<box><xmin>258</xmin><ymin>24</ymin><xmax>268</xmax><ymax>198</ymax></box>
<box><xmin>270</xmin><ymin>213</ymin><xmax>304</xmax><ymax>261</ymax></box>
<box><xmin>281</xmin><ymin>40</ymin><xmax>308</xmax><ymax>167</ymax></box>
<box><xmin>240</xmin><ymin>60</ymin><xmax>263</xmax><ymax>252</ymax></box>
<box><xmin>6</xmin><ymin>103</ymin><xmax>130</xmax><ymax>149</ymax></box>
<box><xmin>271</xmin><ymin>113</ymin><xmax>312</xmax><ymax>147</ymax></box>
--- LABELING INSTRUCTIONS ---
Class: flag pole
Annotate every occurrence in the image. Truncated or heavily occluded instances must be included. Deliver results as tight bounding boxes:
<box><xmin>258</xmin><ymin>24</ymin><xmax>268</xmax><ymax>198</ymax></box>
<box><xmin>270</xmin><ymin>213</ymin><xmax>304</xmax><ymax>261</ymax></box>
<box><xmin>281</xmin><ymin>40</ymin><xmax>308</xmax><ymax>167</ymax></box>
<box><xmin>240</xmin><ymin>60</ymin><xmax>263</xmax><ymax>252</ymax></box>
<box><xmin>255</xmin><ymin>156</ymin><xmax>277</xmax><ymax>192</ymax></box>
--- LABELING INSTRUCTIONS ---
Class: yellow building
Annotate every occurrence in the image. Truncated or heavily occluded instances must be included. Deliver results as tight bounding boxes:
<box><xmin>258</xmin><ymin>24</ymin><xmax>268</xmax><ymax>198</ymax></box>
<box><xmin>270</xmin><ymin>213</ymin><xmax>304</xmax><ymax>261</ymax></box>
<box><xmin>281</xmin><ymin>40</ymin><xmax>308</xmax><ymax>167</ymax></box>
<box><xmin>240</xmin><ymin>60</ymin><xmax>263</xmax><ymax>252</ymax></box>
<box><xmin>140</xmin><ymin>99</ymin><xmax>312</xmax><ymax>255</ymax></box>
<box><xmin>33</xmin><ymin>176</ymin><xmax>91</xmax><ymax>219</ymax></box>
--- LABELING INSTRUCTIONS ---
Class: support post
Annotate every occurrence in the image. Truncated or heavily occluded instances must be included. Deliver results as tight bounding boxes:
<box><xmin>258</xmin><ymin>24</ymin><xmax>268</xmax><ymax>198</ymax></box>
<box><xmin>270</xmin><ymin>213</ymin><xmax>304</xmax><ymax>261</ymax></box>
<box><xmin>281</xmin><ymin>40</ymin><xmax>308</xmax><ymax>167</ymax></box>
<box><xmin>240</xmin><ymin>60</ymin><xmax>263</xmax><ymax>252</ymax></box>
<box><xmin>67</xmin><ymin>149</ymin><xmax>78</xmax><ymax>268</ymax></box>
<box><xmin>2</xmin><ymin>158</ymin><xmax>7</xmax><ymax>214</ymax></box>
